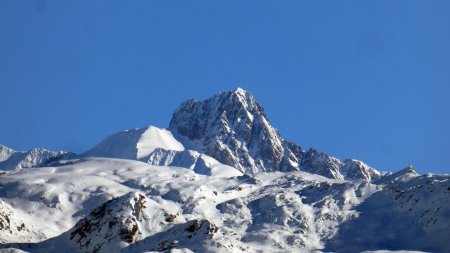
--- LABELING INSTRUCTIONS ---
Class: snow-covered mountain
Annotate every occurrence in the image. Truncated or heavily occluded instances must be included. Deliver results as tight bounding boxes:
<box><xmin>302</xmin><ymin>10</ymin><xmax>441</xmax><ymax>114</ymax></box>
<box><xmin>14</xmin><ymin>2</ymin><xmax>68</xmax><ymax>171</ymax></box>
<box><xmin>168</xmin><ymin>88</ymin><xmax>381</xmax><ymax>180</ymax></box>
<box><xmin>0</xmin><ymin>88</ymin><xmax>448</xmax><ymax>252</ymax></box>
<box><xmin>83</xmin><ymin>88</ymin><xmax>380</xmax><ymax>181</ymax></box>
<box><xmin>168</xmin><ymin>88</ymin><xmax>302</xmax><ymax>174</ymax></box>
<box><xmin>0</xmin><ymin>145</ymin><xmax>72</xmax><ymax>171</ymax></box>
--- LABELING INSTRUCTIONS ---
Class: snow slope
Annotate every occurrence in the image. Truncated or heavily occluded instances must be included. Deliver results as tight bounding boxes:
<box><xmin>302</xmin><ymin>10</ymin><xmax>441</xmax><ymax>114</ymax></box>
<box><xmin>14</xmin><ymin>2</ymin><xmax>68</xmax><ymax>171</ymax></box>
<box><xmin>146</xmin><ymin>148</ymin><xmax>243</xmax><ymax>177</ymax></box>
<box><xmin>0</xmin><ymin>158</ymin><xmax>448</xmax><ymax>252</ymax></box>
<box><xmin>83</xmin><ymin>125</ymin><xmax>242</xmax><ymax>177</ymax></box>
<box><xmin>83</xmin><ymin>126</ymin><xmax>184</xmax><ymax>160</ymax></box>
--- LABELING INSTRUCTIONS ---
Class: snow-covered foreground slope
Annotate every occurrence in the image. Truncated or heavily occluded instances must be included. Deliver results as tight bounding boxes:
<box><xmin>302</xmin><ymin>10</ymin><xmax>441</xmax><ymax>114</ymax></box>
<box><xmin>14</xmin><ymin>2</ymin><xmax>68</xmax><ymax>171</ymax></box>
<box><xmin>0</xmin><ymin>158</ymin><xmax>448</xmax><ymax>252</ymax></box>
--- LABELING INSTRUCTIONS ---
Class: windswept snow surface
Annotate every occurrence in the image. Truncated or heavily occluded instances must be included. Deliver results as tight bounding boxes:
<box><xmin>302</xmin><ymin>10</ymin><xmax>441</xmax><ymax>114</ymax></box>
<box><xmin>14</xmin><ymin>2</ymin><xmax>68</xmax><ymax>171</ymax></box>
<box><xmin>135</xmin><ymin>126</ymin><xmax>185</xmax><ymax>159</ymax></box>
<box><xmin>83</xmin><ymin>126</ymin><xmax>184</xmax><ymax>160</ymax></box>
<box><xmin>0</xmin><ymin>158</ymin><xmax>448</xmax><ymax>252</ymax></box>
<box><xmin>83</xmin><ymin>125</ymin><xmax>242</xmax><ymax>177</ymax></box>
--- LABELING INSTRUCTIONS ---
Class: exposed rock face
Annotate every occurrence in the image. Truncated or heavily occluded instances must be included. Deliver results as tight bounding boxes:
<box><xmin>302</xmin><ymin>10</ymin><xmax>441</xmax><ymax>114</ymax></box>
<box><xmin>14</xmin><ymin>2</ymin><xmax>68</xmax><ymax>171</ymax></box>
<box><xmin>69</xmin><ymin>191</ymin><xmax>220</xmax><ymax>253</ymax></box>
<box><xmin>0</xmin><ymin>200</ymin><xmax>29</xmax><ymax>243</ymax></box>
<box><xmin>125</xmin><ymin>219</ymin><xmax>219</xmax><ymax>253</ymax></box>
<box><xmin>300</xmin><ymin>148</ymin><xmax>343</xmax><ymax>180</ymax></box>
<box><xmin>169</xmin><ymin>88</ymin><xmax>303</xmax><ymax>174</ymax></box>
<box><xmin>69</xmin><ymin>192</ymin><xmax>175</xmax><ymax>253</ymax></box>
<box><xmin>299</xmin><ymin>149</ymin><xmax>382</xmax><ymax>181</ymax></box>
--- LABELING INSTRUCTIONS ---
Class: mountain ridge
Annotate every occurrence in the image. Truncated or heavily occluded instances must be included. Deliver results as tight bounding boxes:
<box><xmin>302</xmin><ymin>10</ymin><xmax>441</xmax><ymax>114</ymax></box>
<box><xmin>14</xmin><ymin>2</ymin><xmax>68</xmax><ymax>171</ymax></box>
<box><xmin>168</xmin><ymin>88</ymin><xmax>381</xmax><ymax>180</ymax></box>
<box><xmin>0</xmin><ymin>88</ymin><xmax>393</xmax><ymax>182</ymax></box>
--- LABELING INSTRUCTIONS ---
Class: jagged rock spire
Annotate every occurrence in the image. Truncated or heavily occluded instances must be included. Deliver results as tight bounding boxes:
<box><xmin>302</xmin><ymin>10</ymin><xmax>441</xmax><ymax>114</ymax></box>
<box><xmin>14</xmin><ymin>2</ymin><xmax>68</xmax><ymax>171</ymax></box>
<box><xmin>169</xmin><ymin>88</ymin><xmax>302</xmax><ymax>174</ymax></box>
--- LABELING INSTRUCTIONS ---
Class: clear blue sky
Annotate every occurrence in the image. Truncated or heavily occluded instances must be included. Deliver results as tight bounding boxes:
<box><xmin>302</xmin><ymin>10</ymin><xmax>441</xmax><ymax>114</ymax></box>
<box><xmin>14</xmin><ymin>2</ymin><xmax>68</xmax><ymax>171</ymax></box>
<box><xmin>1</xmin><ymin>1</ymin><xmax>449</xmax><ymax>174</ymax></box>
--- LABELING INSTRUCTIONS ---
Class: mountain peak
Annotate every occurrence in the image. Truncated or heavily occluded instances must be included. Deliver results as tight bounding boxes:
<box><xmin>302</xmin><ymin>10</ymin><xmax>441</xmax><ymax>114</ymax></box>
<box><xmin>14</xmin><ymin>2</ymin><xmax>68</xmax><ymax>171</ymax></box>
<box><xmin>375</xmin><ymin>165</ymin><xmax>419</xmax><ymax>184</ymax></box>
<box><xmin>0</xmin><ymin>144</ymin><xmax>16</xmax><ymax>163</ymax></box>
<box><xmin>169</xmin><ymin>88</ymin><xmax>267</xmax><ymax>142</ymax></box>
<box><xmin>0</xmin><ymin>144</ymin><xmax>15</xmax><ymax>153</ymax></box>
<box><xmin>168</xmin><ymin>89</ymin><xmax>297</xmax><ymax>174</ymax></box>
<box><xmin>232</xmin><ymin>87</ymin><xmax>246</xmax><ymax>93</ymax></box>
<box><xmin>231</xmin><ymin>87</ymin><xmax>251</xmax><ymax>97</ymax></box>
<box><xmin>401</xmin><ymin>165</ymin><xmax>417</xmax><ymax>175</ymax></box>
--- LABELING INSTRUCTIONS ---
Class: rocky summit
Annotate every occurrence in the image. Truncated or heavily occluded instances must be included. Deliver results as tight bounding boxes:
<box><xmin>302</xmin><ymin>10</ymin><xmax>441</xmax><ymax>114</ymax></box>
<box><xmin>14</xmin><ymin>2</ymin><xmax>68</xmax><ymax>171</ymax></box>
<box><xmin>169</xmin><ymin>88</ymin><xmax>302</xmax><ymax>174</ymax></box>
<box><xmin>168</xmin><ymin>88</ymin><xmax>380</xmax><ymax>180</ymax></box>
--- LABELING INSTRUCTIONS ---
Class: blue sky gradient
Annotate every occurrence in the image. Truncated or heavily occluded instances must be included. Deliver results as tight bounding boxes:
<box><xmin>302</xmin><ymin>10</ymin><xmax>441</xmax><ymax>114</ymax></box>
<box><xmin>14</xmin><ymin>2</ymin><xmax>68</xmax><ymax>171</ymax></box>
<box><xmin>0</xmin><ymin>1</ymin><xmax>449</xmax><ymax>174</ymax></box>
